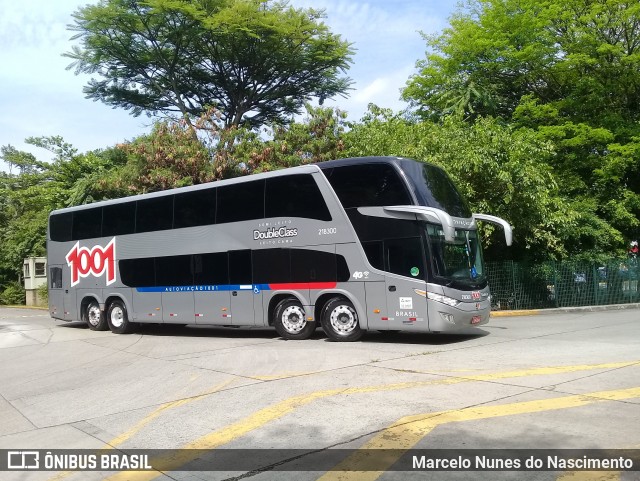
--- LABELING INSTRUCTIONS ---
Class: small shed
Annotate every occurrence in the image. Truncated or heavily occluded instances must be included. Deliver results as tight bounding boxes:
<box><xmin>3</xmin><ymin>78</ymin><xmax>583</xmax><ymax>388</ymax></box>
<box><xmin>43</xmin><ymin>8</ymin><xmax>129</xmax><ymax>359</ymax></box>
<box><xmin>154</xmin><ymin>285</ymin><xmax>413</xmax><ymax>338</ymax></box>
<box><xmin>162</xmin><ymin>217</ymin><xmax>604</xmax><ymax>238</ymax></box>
<box><xmin>23</xmin><ymin>257</ymin><xmax>47</xmax><ymax>306</ymax></box>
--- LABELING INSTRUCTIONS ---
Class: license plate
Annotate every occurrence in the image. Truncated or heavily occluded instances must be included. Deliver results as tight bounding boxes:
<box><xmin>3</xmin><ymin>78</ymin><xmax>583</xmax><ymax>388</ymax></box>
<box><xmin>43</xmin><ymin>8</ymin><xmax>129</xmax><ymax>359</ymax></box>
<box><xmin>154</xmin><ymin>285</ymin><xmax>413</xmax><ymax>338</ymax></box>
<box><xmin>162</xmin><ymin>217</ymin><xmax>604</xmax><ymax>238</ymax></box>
<box><xmin>471</xmin><ymin>315</ymin><xmax>482</xmax><ymax>325</ymax></box>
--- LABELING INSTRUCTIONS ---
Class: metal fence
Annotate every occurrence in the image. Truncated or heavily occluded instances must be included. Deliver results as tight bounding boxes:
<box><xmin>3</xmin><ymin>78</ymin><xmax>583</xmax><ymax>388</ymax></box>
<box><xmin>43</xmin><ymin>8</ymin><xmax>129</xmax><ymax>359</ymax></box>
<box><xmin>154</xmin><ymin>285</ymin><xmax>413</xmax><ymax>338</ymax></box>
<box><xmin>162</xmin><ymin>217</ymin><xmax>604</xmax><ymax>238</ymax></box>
<box><xmin>486</xmin><ymin>258</ymin><xmax>640</xmax><ymax>311</ymax></box>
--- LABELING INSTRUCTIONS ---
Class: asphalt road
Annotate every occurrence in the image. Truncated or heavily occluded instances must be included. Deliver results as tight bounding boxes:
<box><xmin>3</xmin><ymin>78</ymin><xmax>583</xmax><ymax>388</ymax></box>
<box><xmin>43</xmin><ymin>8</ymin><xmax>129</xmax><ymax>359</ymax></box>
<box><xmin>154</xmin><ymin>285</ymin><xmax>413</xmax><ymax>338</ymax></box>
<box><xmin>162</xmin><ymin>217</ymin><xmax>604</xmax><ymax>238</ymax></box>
<box><xmin>0</xmin><ymin>306</ymin><xmax>639</xmax><ymax>481</ymax></box>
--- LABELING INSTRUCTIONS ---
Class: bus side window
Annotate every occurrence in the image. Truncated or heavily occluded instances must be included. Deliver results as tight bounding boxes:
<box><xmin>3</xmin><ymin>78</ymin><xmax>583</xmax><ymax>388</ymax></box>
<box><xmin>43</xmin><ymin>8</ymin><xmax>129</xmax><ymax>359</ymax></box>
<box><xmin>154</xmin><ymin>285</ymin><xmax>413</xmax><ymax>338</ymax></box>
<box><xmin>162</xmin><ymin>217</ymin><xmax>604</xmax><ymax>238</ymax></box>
<box><xmin>49</xmin><ymin>213</ymin><xmax>73</xmax><ymax>242</ymax></box>
<box><xmin>228</xmin><ymin>250</ymin><xmax>252</xmax><ymax>285</ymax></box>
<box><xmin>385</xmin><ymin>237</ymin><xmax>424</xmax><ymax>279</ymax></box>
<box><xmin>290</xmin><ymin>249</ymin><xmax>337</xmax><ymax>282</ymax></box>
<box><xmin>136</xmin><ymin>196</ymin><xmax>173</xmax><ymax>233</ymax></box>
<box><xmin>254</xmin><ymin>249</ymin><xmax>290</xmax><ymax>283</ymax></box>
<box><xmin>50</xmin><ymin>267</ymin><xmax>62</xmax><ymax>289</ymax></box>
<box><xmin>120</xmin><ymin>258</ymin><xmax>156</xmax><ymax>287</ymax></box>
<box><xmin>155</xmin><ymin>255</ymin><xmax>193</xmax><ymax>286</ymax></box>
<box><xmin>102</xmin><ymin>203</ymin><xmax>135</xmax><ymax>237</ymax></box>
<box><xmin>194</xmin><ymin>253</ymin><xmax>229</xmax><ymax>284</ymax></box>
<box><xmin>325</xmin><ymin>164</ymin><xmax>411</xmax><ymax>208</ymax></box>
<box><xmin>265</xmin><ymin>175</ymin><xmax>332</xmax><ymax>221</ymax></box>
<box><xmin>174</xmin><ymin>189</ymin><xmax>216</xmax><ymax>228</ymax></box>
<box><xmin>217</xmin><ymin>180</ymin><xmax>265</xmax><ymax>224</ymax></box>
<box><xmin>72</xmin><ymin>207</ymin><xmax>102</xmax><ymax>240</ymax></box>
<box><xmin>362</xmin><ymin>241</ymin><xmax>384</xmax><ymax>271</ymax></box>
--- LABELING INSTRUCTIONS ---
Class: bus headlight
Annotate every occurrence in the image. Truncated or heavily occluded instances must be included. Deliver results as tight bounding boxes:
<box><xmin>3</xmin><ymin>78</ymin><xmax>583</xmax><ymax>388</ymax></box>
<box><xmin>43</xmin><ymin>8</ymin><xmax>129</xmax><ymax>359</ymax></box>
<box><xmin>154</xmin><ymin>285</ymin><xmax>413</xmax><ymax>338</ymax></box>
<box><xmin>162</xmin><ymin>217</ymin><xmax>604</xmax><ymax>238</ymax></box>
<box><xmin>426</xmin><ymin>292</ymin><xmax>460</xmax><ymax>307</ymax></box>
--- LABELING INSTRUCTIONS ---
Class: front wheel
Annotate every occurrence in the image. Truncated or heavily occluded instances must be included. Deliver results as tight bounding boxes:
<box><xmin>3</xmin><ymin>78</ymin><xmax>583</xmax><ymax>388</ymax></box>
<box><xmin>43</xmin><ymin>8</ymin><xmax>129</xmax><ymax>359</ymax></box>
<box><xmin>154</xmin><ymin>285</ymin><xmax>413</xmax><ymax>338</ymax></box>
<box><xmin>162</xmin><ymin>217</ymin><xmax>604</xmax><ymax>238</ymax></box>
<box><xmin>86</xmin><ymin>300</ymin><xmax>108</xmax><ymax>331</ymax></box>
<box><xmin>107</xmin><ymin>300</ymin><xmax>134</xmax><ymax>334</ymax></box>
<box><xmin>273</xmin><ymin>298</ymin><xmax>316</xmax><ymax>340</ymax></box>
<box><xmin>321</xmin><ymin>297</ymin><xmax>364</xmax><ymax>342</ymax></box>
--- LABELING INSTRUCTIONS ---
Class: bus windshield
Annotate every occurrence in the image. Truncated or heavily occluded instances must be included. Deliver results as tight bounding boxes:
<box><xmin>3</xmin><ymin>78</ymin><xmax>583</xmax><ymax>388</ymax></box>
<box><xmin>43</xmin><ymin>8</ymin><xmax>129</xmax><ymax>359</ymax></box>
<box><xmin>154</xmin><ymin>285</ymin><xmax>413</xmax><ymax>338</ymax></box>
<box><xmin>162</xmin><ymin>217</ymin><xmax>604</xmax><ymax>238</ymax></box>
<box><xmin>425</xmin><ymin>224</ymin><xmax>487</xmax><ymax>289</ymax></box>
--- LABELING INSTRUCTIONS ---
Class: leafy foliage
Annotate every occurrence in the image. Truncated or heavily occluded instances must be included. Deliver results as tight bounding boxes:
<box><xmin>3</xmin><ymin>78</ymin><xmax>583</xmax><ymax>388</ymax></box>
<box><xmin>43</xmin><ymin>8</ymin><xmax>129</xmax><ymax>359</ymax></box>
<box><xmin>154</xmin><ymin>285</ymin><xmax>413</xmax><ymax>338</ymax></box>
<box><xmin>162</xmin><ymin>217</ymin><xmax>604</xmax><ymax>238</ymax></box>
<box><xmin>66</xmin><ymin>0</ymin><xmax>354</xmax><ymax>129</ymax></box>
<box><xmin>344</xmin><ymin>108</ymin><xmax>580</xmax><ymax>260</ymax></box>
<box><xmin>0</xmin><ymin>281</ymin><xmax>25</xmax><ymax>305</ymax></box>
<box><xmin>402</xmin><ymin>0</ymin><xmax>639</xmax><ymax>251</ymax></box>
<box><xmin>0</xmin><ymin>138</ymin><xmax>122</xmax><ymax>288</ymax></box>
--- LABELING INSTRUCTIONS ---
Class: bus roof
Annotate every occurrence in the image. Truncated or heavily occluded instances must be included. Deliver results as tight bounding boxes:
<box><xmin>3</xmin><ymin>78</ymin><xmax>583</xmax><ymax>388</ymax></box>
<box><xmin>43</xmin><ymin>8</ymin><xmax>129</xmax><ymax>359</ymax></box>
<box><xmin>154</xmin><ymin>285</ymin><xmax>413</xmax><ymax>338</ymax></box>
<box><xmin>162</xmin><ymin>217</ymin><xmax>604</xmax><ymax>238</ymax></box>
<box><xmin>50</xmin><ymin>163</ymin><xmax>323</xmax><ymax>216</ymax></box>
<box><xmin>316</xmin><ymin>156</ymin><xmax>414</xmax><ymax>170</ymax></box>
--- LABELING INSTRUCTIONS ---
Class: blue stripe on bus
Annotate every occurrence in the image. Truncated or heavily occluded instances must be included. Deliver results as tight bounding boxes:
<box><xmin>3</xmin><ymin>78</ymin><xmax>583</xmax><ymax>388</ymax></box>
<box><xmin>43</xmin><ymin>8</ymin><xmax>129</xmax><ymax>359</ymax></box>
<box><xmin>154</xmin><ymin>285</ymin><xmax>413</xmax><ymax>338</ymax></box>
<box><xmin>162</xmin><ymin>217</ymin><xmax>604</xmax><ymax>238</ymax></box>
<box><xmin>136</xmin><ymin>284</ymin><xmax>271</xmax><ymax>293</ymax></box>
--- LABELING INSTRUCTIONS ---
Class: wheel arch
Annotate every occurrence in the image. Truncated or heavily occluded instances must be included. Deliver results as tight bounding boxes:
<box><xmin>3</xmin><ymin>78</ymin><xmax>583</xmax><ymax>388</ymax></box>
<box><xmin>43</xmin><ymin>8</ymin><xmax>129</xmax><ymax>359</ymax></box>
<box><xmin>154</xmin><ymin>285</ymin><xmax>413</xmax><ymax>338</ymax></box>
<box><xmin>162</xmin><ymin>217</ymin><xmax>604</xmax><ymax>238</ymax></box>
<box><xmin>314</xmin><ymin>289</ymin><xmax>367</xmax><ymax>329</ymax></box>
<box><xmin>104</xmin><ymin>294</ymin><xmax>131</xmax><ymax>316</ymax></box>
<box><xmin>267</xmin><ymin>291</ymin><xmax>307</xmax><ymax>326</ymax></box>
<box><xmin>79</xmin><ymin>294</ymin><xmax>102</xmax><ymax>322</ymax></box>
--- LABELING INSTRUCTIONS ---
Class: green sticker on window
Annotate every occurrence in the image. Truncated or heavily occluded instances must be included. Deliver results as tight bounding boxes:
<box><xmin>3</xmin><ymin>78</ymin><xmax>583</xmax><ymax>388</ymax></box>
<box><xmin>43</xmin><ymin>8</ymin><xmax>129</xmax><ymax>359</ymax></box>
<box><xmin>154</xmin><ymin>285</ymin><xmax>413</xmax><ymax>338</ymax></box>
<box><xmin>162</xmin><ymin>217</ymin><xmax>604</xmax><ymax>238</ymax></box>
<box><xmin>410</xmin><ymin>267</ymin><xmax>419</xmax><ymax>277</ymax></box>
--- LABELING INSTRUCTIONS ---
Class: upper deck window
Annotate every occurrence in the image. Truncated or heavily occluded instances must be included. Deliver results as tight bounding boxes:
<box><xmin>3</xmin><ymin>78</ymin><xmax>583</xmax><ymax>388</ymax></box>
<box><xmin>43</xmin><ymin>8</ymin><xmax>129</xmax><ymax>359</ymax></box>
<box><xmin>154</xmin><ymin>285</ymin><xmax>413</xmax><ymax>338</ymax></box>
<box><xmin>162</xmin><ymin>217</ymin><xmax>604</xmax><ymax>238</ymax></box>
<box><xmin>174</xmin><ymin>188</ymin><xmax>216</xmax><ymax>228</ymax></box>
<box><xmin>102</xmin><ymin>202</ymin><xmax>136</xmax><ymax>236</ymax></box>
<box><xmin>217</xmin><ymin>180</ymin><xmax>265</xmax><ymax>224</ymax></box>
<box><xmin>323</xmin><ymin>164</ymin><xmax>412</xmax><ymax>208</ymax></box>
<box><xmin>399</xmin><ymin>160</ymin><xmax>472</xmax><ymax>218</ymax></box>
<box><xmin>136</xmin><ymin>195</ymin><xmax>173</xmax><ymax>233</ymax></box>
<box><xmin>50</xmin><ymin>171</ymin><xmax>329</xmax><ymax>242</ymax></box>
<box><xmin>265</xmin><ymin>174</ymin><xmax>331</xmax><ymax>221</ymax></box>
<box><xmin>72</xmin><ymin>208</ymin><xmax>102</xmax><ymax>240</ymax></box>
<box><xmin>49</xmin><ymin>212</ymin><xmax>73</xmax><ymax>242</ymax></box>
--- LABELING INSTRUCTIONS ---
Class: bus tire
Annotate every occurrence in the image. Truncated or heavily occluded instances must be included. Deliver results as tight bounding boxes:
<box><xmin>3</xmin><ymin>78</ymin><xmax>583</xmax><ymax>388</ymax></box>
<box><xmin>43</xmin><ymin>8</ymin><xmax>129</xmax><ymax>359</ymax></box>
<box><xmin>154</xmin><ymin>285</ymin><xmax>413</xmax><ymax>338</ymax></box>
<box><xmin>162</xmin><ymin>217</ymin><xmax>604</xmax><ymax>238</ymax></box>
<box><xmin>86</xmin><ymin>300</ymin><xmax>108</xmax><ymax>331</ymax></box>
<box><xmin>107</xmin><ymin>300</ymin><xmax>134</xmax><ymax>334</ymax></box>
<box><xmin>273</xmin><ymin>298</ymin><xmax>315</xmax><ymax>340</ymax></box>
<box><xmin>321</xmin><ymin>297</ymin><xmax>363</xmax><ymax>342</ymax></box>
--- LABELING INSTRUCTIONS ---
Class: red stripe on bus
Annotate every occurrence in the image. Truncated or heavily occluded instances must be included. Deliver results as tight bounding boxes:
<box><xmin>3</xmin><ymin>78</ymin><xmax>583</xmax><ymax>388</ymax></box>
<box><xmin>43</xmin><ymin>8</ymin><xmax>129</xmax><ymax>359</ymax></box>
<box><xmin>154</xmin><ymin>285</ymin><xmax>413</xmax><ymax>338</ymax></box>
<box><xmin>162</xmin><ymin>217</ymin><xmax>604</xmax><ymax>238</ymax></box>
<box><xmin>268</xmin><ymin>282</ymin><xmax>337</xmax><ymax>290</ymax></box>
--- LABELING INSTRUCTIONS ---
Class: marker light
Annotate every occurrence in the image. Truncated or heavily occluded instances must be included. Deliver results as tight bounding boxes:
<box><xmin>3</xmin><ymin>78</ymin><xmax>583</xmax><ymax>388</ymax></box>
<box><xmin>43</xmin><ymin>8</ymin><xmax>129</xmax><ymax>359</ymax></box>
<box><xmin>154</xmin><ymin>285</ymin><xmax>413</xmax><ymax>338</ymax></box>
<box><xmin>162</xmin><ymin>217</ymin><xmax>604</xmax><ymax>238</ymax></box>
<box><xmin>439</xmin><ymin>312</ymin><xmax>455</xmax><ymax>324</ymax></box>
<box><xmin>426</xmin><ymin>292</ymin><xmax>460</xmax><ymax>307</ymax></box>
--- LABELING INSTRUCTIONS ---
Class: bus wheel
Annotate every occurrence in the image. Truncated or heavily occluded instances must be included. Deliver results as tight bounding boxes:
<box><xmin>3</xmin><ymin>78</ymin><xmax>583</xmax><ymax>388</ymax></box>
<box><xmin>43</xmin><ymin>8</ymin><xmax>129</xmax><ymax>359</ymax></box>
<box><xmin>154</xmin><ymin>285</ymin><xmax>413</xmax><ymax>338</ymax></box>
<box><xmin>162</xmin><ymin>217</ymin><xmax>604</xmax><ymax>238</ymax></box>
<box><xmin>86</xmin><ymin>301</ymin><xmax>108</xmax><ymax>331</ymax></box>
<box><xmin>274</xmin><ymin>298</ymin><xmax>315</xmax><ymax>340</ymax></box>
<box><xmin>107</xmin><ymin>300</ymin><xmax>134</xmax><ymax>334</ymax></box>
<box><xmin>321</xmin><ymin>297</ymin><xmax>363</xmax><ymax>342</ymax></box>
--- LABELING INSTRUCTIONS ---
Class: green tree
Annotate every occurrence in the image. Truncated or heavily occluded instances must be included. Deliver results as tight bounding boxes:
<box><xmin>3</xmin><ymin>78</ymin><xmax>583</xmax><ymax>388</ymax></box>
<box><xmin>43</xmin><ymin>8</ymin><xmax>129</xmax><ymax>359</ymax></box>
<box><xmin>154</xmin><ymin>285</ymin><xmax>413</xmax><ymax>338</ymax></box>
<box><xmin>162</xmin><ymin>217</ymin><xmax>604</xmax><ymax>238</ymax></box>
<box><xmin>230</xmin><ymin>104</ymin><xmax>349</xmax><ymax>172</ymax></box>
<box><xmin>403</xmin><ymin>0</ymin><xmax>640</xmax><ymax>125</ymax></box>
<box><xmin>343</xmin><ymin>108</ymin><xmax>607</xmax><ymax>261</ymax></box>
<box><xmin>0</xmin><ymin>138</ymin><xmax>123</xmax><ymax>291</ymax></box>
<box><xmin>402</xmin><ymin>0</ymin><xmax>640</xmax><ymax>249</ymax></box>
<box><xmin>66</xmin><ymin>0</ymin><xmax>354</xmax><ymax>129</ymax></box>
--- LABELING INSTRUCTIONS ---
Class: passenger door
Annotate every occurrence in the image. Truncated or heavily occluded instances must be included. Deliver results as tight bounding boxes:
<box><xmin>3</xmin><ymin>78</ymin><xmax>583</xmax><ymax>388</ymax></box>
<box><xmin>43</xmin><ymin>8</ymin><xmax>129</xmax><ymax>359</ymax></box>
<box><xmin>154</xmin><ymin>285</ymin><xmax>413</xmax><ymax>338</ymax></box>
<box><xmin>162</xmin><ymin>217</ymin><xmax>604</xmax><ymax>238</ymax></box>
<box><xmin>228</xmin><ymin>250</ymin><xmax>256</xmax><ymax>325</ymax></box>
<box><xmin>61</xmin><ymin>264</ymin><xmax>77</xmax><ymax>321</ymax></box>
<box><xmin>156</xmin><ymin>256</ymin><xmax>195</xmax><ymax>324</ymax></box>
<box><xmin>383</xmin><ymin>237</ymin><xmax>428</xmax><ymax>331</ymax></box>
<box><xmin>48</xmin><ymin>265</ymin><xmax>64</xmax><ymax>319</ymax></box>
<box><xmin>193</xmin><ymin>252</ymin><xmax>233</xmax><ymax>325</ymax></box>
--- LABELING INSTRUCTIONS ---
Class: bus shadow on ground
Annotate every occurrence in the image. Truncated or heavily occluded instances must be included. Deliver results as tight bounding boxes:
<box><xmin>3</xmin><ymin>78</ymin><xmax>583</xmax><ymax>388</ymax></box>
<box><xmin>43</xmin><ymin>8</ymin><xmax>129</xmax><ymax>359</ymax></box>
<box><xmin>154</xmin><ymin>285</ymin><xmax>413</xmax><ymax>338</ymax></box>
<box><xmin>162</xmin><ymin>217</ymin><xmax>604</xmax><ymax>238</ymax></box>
<box><xmin>359</xmin><ymin>329</ymin><xmax>489</xmax><ymax>345</ymax></box>
<box><xmin>57</xmin><ymin>321</ymin><xmax>489</xmax><ymax>345</ymax></box>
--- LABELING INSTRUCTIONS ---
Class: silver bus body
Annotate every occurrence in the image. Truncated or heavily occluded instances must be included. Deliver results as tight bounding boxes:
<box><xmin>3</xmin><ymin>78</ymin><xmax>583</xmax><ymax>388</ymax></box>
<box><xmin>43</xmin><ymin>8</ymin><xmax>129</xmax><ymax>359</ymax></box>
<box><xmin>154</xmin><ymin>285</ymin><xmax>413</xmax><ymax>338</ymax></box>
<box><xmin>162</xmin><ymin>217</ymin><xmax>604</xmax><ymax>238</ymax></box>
<box><xmin>47</xmin><ymin>157</ymin><xmax>511</xmax><ymax>341</ymax></box>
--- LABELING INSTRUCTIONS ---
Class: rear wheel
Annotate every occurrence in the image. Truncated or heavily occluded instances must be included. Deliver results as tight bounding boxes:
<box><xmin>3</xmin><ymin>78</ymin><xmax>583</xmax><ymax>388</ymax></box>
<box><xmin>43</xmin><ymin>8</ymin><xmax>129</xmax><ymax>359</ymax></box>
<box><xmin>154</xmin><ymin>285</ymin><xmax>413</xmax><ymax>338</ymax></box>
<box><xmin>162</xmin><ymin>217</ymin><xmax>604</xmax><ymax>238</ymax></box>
<box><xmin>85</xmin><ymin>301</ymin><xmax>108</xmax><ymax>331</ymax></box>
<box><xmin>321</xmin><ymin>297</ymin><xmax>363</xmax><ymax>342</ymax></box>
<box><xmin>107</xmin><ymin>300</ymin><xmax>134</xmax><ymax>334</ymax></box>
<box><xmin>273</xmin><ymin>298</ymin><xmax>315</xmax><ymax>340</ymax></box>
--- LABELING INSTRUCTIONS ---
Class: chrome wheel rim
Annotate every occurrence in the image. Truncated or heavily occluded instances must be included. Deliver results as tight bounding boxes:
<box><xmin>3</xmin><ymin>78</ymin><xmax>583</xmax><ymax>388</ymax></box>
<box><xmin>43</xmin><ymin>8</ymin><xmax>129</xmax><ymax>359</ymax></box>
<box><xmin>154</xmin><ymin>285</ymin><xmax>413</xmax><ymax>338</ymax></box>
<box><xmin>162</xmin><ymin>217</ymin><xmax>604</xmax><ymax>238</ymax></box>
<box><xmin>110</xmin><ymin>306</ymin><xmax>125</xmax><ymax>328</ymax></box>
<box><xmin>281</xmin><ymin>305</ymin><xmax>306</xmax><ymax>333</ymax></box>
<box><xmin>329</xmin><ymin>305</ymin><xmax>357</xmax><ymax>335</ymax></box>
<box><xmin>87</xmin><ymin>304</ymin><xmax>101</xmax><ymax>327</ymax></box>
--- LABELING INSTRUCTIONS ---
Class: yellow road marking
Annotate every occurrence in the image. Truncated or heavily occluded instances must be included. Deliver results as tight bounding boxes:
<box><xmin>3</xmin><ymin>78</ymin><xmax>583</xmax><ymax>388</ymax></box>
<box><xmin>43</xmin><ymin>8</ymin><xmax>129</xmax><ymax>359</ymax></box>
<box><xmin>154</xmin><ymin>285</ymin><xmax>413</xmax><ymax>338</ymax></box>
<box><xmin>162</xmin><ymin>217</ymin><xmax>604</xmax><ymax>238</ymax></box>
<box><xmin>47</xmin><ymin>379</ymin><xmax>235</xmax><ymax>481</ymax></box>
<box><xmin>252</xmin><ymin>371</ymin><xmax>319</xmax><ymax>380</ymax></box>
<box><xmin>555</xmin><ymin>444</ymin><xmax>640</xmax><ymax>481</ymax></box>
<box><xmin>491</xmin><ymin>310</ymin><xmax>541</xmax><ymax>317</ymax></box>
<box><xmin>405</xmin><ymin>361</ymin><xmax>638</xmax><ymax>382</ymax></box>
<box><xmin>109</xmin><ymin>378</ymin><xmax>236</xmax><ymax>446</ymax></box>
<box><xmin>317</xmin><ymin>387</ymin><xmax>640</xmax><ymax>481</ymax></box>
<box><xmin>556</xmin><ymin>471</ymin><xmax>621</xmax><ymax>480</ymax></box>
<box><xmin>100</xmin><ymin>361</ymin><xmax>639</xmax><ymax>481</ymax></box>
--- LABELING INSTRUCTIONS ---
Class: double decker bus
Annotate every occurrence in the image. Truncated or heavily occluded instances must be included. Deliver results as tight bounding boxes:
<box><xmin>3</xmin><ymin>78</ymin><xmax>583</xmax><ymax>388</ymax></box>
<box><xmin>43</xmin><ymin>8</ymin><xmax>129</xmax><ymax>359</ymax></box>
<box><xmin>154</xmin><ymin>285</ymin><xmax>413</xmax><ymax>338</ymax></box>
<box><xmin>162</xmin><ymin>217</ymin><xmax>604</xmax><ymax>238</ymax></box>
<box><xmin>47</xmin><ymin>156</ymin><xmax>511</xmax><ymax>342</ymax></box>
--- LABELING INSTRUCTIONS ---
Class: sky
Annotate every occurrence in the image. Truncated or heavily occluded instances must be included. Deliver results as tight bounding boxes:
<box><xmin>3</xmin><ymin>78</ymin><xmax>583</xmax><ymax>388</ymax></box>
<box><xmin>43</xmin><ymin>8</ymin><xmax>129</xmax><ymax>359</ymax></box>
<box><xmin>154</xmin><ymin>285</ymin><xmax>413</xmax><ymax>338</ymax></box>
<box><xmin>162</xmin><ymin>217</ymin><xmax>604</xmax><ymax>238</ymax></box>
<box><xmin>0</xmin><ymin>0</ymin><xmax>459</xmax><ymax>171</ymax></box>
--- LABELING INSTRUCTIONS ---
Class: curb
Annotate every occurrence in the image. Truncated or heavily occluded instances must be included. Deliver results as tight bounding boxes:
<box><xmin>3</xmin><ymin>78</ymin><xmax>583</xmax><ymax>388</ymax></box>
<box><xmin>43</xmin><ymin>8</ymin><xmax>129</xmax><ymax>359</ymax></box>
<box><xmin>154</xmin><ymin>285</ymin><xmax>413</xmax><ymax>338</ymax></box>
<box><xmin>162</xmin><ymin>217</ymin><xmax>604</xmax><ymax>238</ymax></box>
<box><xmin>0</xmin><ymin>305</ymin><xmax>48</xmax><ymax>311</ymax></box>
<box><xmin>490</xmin><ymin>303</ymin><xmax>640</xmax><ymax>317</ymax></box>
